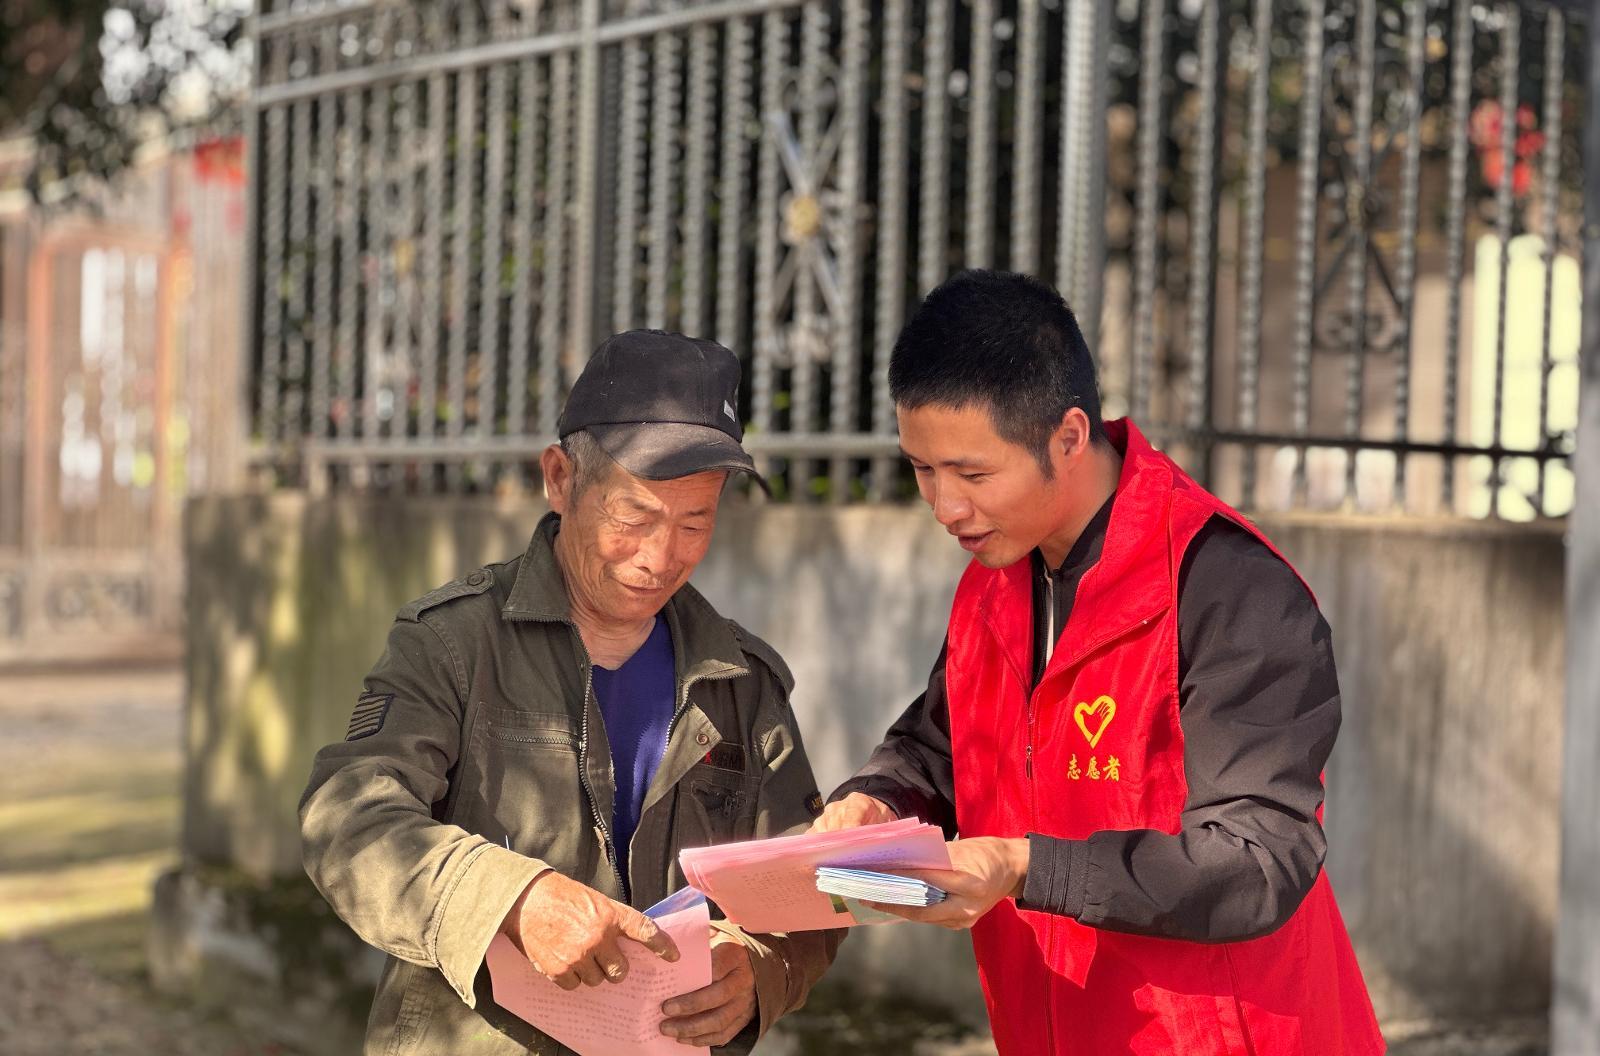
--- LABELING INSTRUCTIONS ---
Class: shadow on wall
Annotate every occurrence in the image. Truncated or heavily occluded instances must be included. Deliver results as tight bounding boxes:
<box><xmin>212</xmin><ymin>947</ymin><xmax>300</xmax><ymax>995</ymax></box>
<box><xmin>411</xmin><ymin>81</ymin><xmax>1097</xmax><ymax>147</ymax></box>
<box><xmin>1275</xmin><ymin>516</ymin><xmax>1563</xmax><ymax>1028</ymax></box>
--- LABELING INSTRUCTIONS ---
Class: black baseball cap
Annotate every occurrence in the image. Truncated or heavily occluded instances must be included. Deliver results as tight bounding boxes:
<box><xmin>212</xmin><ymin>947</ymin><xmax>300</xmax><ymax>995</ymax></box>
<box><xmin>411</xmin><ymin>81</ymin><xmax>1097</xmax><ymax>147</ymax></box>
<box><xmin>557</xmin><ymin>329</ymin><xmax>764</xmax><ymax>486</ymax></box>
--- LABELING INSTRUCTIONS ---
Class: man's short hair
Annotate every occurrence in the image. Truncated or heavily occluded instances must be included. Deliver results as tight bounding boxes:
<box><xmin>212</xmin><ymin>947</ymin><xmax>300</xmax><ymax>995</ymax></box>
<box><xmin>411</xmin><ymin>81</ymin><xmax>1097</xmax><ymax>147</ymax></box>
<box><xmin>889</xmin><ymin>270</ymin><xmax>1104</xmax><ymax>477</ymax></box>
<box><xmin>559</xmin><ymin>429</ymin><xmax>619</xmax><ymax>497</ymax></box>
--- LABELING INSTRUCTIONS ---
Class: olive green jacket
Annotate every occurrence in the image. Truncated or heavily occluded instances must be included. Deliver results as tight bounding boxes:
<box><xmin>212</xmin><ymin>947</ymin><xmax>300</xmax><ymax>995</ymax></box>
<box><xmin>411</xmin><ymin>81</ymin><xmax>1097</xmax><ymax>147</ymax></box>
<box><xmin>300</xmin><ymin>513</ymin><xmax>842</xmax><ymax>1054</ymax></box>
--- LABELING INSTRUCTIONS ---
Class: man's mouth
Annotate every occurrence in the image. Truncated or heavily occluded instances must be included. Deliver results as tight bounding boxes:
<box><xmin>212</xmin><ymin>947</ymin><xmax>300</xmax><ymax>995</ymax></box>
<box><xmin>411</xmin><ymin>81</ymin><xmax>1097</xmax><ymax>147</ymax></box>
<box><xmin>619</xmin><ymin>581</ymin><xmax>668</xmax><ymax>595</ymax></box>
<box><xmin>955</xmin><ymin>531</ymin><xmax>994</xmax><ymax>553</ymax></box>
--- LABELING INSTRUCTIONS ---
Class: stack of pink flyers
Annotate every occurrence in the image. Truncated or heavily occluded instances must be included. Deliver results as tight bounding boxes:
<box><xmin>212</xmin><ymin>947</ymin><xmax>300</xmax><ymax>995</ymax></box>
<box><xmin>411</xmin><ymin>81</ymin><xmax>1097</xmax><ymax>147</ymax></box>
<box><xmin>678</xmin><ymin>818</ymin><xmax>951</xmax><ymax>934</ymax></box>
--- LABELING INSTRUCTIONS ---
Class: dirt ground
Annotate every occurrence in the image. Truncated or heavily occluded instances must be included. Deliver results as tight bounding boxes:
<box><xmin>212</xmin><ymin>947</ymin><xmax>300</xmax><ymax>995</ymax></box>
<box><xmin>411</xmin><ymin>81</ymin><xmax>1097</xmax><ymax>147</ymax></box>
<box><xmin>0</xmin><ymin>663</ymin><xmax>1555</xmax><ymax>1056</ymax></box>
<box><xmin>0</xmin><ymin>664</ymin><xmax>288</xmax><ymax>1056</ymax></box>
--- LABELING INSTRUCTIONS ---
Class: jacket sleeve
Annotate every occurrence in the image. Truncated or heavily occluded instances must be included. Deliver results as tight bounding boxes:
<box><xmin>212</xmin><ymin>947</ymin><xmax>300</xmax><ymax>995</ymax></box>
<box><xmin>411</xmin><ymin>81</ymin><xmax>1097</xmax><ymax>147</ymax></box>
<box><xmin>827</xmin><ymin>644</ymin><xmax>960</xmax><ymax>838</ymax></box>
<box><xmin>1018</xmin><ymin>519</ymin><xmax>1338</xmax><ymax>942</ymax></box>
<box><xmin>299</xmin><ymin>615</ymin><xmax>548</xmax><ymax>1007</ymax></box>
<box><xmin>710</xmin><ymin>649</ymin><xmax>846</xmax><ymax>1050</ymax></box>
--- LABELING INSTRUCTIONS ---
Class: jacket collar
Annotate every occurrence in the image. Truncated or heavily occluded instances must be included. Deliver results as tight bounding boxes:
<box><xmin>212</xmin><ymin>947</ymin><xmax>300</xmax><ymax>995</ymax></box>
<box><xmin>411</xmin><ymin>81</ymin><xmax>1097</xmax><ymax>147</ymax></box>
<box><xmin>501</xmin><ymin>511</ymin><xmax>748</xmax><ymax>682</ymax></box>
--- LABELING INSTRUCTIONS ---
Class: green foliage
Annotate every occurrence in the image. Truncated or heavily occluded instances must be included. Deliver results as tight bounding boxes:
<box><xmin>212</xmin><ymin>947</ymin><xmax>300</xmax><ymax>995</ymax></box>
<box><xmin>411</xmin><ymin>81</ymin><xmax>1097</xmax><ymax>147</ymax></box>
<box><xmin>1</xmin><ymin>0</ymin><xmax>249</xmax><ymax>201</ymax></box>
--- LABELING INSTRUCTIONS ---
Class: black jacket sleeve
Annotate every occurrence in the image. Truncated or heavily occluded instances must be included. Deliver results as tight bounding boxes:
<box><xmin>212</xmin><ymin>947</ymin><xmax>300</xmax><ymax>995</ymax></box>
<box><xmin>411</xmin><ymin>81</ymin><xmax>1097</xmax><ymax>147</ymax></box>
<box><xmin>827</xmin><ymin>643</ymin><xmax>960</xmax><ymax>838</ymax></box>
<box><xmin>1018</xmin><ymin>518</ymin><xmax>1340</xmax><ymax>942</ymax></box>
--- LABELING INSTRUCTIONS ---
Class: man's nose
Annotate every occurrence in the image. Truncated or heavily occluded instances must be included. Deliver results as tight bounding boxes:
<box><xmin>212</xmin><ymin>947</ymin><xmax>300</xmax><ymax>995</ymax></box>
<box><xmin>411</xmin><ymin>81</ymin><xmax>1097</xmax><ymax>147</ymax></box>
<box><xmin>931</xmin><ymin>482</ymin><xmax>971</xmax><ymax>527</ymax></box>
<box><xmin>632</xmin><ymin>526</ymin><xmax>674</xmax><ymax>575</ymax></box>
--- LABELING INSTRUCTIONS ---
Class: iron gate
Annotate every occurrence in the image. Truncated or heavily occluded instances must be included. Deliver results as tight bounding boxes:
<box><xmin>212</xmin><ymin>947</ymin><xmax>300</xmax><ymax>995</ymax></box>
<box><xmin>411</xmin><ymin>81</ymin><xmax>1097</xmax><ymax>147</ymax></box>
<box><xmin>247</xmin><ymin>0</ymin><xmax>1588</xmax><ymax>518</ymax></box>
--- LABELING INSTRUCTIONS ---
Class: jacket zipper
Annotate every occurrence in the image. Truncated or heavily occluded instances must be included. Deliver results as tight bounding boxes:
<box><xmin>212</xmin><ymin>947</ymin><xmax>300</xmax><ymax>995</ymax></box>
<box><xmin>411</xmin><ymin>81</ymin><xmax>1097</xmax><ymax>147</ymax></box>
<box><xmin>1035</xmin><ymin>568</ymin><xmax>1056</xmax><ymax>1056</ymax></box>
<box><xmin>494</xmin><ymin>731</ymin><xmax>577</xmax><ymax>748</ymax></box>
<box><xmin>1029</xmin><ymin>569</ymin><xmax>1056</xmax><ymax>784</ymax></box>
<box><xmin>576</xmin><ymin>675</ymin><xmax>628</xmax><ymax>900</ymax></box>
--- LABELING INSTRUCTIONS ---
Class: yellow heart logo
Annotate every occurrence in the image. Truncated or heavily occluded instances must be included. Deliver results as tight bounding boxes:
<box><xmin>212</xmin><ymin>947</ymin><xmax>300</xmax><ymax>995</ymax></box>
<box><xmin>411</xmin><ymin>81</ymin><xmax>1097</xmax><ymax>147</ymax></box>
<box><xmin>1074</xmin><ymin>695</ymin><xmax>1116</xmax><ymax>748</ymax></box>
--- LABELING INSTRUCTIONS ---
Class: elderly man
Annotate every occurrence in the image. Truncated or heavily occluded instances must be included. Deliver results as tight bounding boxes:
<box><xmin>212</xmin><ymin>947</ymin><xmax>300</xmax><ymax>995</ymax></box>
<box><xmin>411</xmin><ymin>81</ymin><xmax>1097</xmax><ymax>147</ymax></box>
<box><xmin>301</xmin><ymin>330</ymin><xmax>840</xmax><ymax>1054</ymax></box>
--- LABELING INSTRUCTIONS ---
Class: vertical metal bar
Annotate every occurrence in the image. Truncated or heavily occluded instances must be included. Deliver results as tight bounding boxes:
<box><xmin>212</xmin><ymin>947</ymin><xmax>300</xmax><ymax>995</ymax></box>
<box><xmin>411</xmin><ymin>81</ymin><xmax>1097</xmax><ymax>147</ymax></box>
<box><xmin>364</xmin><ymin>84</ymin><xmax>390</xmax><ymax>444</ymax></box>
<box><xmin>752</xmin><ymin>11</ymin><xmax>787</xmax><ymax>484</ymax></box>
<box><xmin>1537</xmin><ymin>6</ymin><xmax>1566</xmax><ymax>515</ymax></box>
<box><xmin>683</xmin><ymin>24</ymin><xmax>715</xmax><ymax>338</ymax></box>
<box><xmin>419</xmin><ymin>70</ymin><xmax>446</xmax><ymax>446</ymax></box>
<box><xmin>1291</xmin><ymin>0</ymin><xmax>1326</xmax><ymax>501</ymax></box>
<box><xmin>614</xmin><ymin>38</ymin><xmax>646</xmax><ymax>333</ymax></box>
<box><xmin>1237</xmin><ymin>0</ymin><xmax>1272</xmax><ymax>508</ymax></box>
<box><xmin>589</xmin><ymin>42</ymin><xmax>622</xmax><ymax>362</ymax></box>
<box><xmin>1184</xmin><ymin>0</ymin><xmax>1223</xmax><ymax>489</ymax></box>
<box><xmin>1442</xmin><ymin>0</ymin><xmax>1474</xmax><ymax>510</ymax></box>
<box><xmin>258</xmin><ymin>101</ymin><xmax>287</xmax><ymax>444</ymax></box>
<box><xmin>1342</xmin><ymin>0</ymin><xmax>1376</xmax><ymax>505</ymax></box>
<box><xmin>1059</xmin><ymin>0</ymin><xmax>1112</xmax><ymax>353</ymax></box>
<box><xmin>919</xmin><ymin>0</ymin><xmax>952</xmax><ymax>293</ymax></box>
<box><xmin>392</xmin><ymin>79</ymin><xmax>419</xmax><ymax>442</ymax></box>
<box><xmin>717</xmin><ymin>17</ymin><xmax>754</xmax><ymax>354</ymax></box>
<box><xmin>967</xmin><ymin>0</ymin><xmax>996</xmax><ymax>267</ymax></box>
<box><xmin>831</xmin><ymin>0</ymin><xmax>867</xmax><ymax>502</ymax></box>
<box><xmin>1490</xmin><ymin>3</ymin><xmax>1520</xmax><ymax>518</ymax></box>
<box><xmin>337</xmin><ymin>90</ymin><xmax>361</xmax><ymax>444</ymax></box>
<box><xmin>239</xmin><ymin>16</ymin><xmax>263</xmax><ymax>470</ymax></box>
<box><xmin>508</xmin><ymin>58</ymin><xmax>542</xmax><ymax>438</ymax></box>
<box><xmin>1392</xmin><ymin>0</ymin><xmax>1427</xmax><ymax>508</ymax></box>
<box><xmin>872</xmin><ymin>0</ymin><xmax>910</xmax><ymax>500</ymax></box>
<box><xmin>539</xmin><ymin>49</ymin><xmax>572</xmax><ymax>433</ymax></box>
<box><xmin>447</xmin><ymin>67</ymin><xmax>477</xmax><ymax>483</ymax></box>
<box><xmin>1011</xmin><ymin>0</ymin><xmax>1044</xmax><ymax>275</ymax></box>
<box><xmin>1130</xmin><ymin>0</ymin><xmax>1166</xmax><ymax>421</ymax></box>
<box><xmin>480</xmin><ymin>62</ymin><xmax>509</xmax><ymax>447</ymax></box>
<box><xmin>285</xmin><ymin>97</ymin><xmax>311</xmax><ymax>442</ymax></box>
<box><xmin>792</xmin><ymin>3</ymin><xmax>827</xmax><ymax>501</ymax></box>
<box><xmin>311</xmin><ymin>46</ymin><xmax>336</xmax><ymax>441</ymax></box>
<box><xmin>567</xmin><ymin>0</ymin><xmax>602</xmax><ymax>373</ymax></box>
<box><xmin>648</xmin><ymin>31</ymin><xmax>682</xmax><ymax>333</ymax></box>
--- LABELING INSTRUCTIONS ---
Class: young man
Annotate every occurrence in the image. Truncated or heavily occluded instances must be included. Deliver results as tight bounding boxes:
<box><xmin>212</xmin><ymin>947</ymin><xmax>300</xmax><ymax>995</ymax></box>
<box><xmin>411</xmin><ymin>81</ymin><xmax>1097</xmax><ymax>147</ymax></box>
<box><xmin>302</xmin><ymin>330</ymin><xmax>841</xmax><ymax>1054</ymax></box>
<box><xmin>814</xmin><ymin>271</ymin><xmax>1383</xmax><ymax>1055</ymax></box>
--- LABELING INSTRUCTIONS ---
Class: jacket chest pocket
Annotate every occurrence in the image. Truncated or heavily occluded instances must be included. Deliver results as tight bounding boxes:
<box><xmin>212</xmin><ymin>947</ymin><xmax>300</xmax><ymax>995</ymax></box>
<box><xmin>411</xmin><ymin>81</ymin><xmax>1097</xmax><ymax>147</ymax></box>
<box><xmin>484</xmin><ymin>705</ymin><xmax>580</xmax><ymax>752</ymax></box>
<box><xmin>465</xmin><ymin>705</ymin><xmax>588</xmax><ymax>864</ymax></box>
<box><xmin>681</xmin><ymin>764</ymin><xmax>760</xmax><ymax>845</ymax></box>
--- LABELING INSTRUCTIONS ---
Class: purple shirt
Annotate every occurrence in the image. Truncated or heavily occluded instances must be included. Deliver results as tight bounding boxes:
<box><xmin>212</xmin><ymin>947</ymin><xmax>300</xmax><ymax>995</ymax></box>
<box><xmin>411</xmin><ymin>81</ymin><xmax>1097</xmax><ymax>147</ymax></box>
<box><xmin>590</xmin><ymin>618</ymin><xmax>676</xmax><ymax>887</ymax></box>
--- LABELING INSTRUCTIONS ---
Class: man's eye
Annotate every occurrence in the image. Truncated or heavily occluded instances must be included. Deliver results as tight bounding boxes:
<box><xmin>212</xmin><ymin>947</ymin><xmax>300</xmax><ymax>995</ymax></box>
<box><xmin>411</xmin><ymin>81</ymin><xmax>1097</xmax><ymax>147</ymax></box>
<box><xmin>911</xmin><ymin>464</ymin><xmax>932</xmax><ymax>475</ymax></box>
<box><xmin>960</xmin><ymin>472</ymin><xmax>989</xmax><ymax>483</ymax></box>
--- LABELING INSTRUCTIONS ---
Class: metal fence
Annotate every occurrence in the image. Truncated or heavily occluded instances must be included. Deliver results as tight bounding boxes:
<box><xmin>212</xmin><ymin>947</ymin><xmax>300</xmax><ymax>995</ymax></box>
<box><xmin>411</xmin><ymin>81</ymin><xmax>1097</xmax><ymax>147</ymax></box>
<box><xmin>247</xmin><ymin>0</ymin><xmax>1588</xmax><ymax>517</ymax></box>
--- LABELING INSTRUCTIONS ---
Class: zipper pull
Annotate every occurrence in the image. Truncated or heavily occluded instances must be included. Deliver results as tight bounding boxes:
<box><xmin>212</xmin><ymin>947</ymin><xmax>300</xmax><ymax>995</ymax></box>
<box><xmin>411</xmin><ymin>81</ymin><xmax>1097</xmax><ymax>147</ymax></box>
<box><xmin>1027</xmin><ymin>742</ymin><xmax>1034</xmax><ymax>779</ymax></box>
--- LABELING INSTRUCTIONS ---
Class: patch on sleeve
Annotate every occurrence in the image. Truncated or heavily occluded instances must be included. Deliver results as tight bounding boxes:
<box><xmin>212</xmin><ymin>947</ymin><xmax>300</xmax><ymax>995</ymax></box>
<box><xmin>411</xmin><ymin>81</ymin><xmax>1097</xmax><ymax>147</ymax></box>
<box><xmin>805</xmin><ymin>790</ymin><xmax>825</xmax><ymax>818</ymax></box>
<box><xmin>346</xmin><ymin>692</ymin><xmax>395</xmax><ymax>741</ymax></box>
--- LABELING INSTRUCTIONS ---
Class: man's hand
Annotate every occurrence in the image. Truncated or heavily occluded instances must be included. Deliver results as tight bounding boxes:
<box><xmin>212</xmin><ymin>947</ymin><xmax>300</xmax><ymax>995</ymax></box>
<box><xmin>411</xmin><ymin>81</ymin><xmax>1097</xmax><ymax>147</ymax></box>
<box><xmin>501</xmin><ymin>870</ymin><xmax>679</xmax><ymax>990</ymax></box>
<box><xmin>659</xmin><ymin>929</ymin><xmax>757</xmax><ymax>1047</ymax></box>
<box><xmin>864</xmin><ymin>837</ymin><xmax>1029</xmax><ymax>931</ymax></box>
<box><xmin>808</xmin><ymin>791</ymin><xmax>898</xmax><ymax>833</ymax></box>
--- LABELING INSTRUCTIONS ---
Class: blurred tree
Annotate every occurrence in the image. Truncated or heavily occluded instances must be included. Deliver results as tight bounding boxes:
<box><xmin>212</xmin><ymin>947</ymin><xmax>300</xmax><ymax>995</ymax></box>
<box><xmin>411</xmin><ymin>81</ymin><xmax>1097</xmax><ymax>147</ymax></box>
<box><xmin>0</xmin><ymin>0</ymin><xmax>250</xmax><ymax>201</ymax></box>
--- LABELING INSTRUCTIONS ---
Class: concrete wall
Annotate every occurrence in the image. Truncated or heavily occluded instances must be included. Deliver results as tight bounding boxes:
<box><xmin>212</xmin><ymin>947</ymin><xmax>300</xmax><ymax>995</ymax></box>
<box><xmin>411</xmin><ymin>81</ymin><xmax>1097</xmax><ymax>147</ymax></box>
<box><xmin>173</xmin><ymin>493</ymin><xmax>1566</xmax><ymax>1031</ymax></box>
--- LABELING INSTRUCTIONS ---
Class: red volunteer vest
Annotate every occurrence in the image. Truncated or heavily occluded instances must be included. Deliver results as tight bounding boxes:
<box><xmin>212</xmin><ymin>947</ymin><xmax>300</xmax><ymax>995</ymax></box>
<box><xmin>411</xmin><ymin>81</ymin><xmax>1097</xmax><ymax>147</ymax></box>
<box><xmin>945</xmin><ymin>419</ymin><xmax>1383</xmax><ymax>1056</ymax></box>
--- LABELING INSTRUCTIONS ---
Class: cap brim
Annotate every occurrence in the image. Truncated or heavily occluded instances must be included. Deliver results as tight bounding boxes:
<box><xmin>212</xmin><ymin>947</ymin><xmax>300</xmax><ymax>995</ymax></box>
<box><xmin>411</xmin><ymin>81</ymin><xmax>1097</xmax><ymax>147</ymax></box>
<box><xmin>588</xmin><ymin>422</ymin><xmax>769</xmax><ymax>493</ymax></box>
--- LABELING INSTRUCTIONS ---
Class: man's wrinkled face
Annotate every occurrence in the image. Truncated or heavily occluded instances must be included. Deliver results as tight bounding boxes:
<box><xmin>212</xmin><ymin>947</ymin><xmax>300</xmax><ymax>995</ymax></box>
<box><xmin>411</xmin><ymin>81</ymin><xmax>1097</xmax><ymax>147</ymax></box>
<box><xmin>897</xmin><ymin>402</ymin><xmax>1079</xmax><ymax>570</ymax></box>
<box><xmin>551</xmin><ymin>460</ymin><xmax>727</xmax><ymax>624</ymax></box>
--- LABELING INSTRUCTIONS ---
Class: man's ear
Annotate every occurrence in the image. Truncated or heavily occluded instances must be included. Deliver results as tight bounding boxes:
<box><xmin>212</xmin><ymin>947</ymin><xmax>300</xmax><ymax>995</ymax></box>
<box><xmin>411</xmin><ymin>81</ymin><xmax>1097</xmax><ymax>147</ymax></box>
<box><xmin>541</xmin><ymin>444</ymin><xmax>573</xmax><ymax>514</ymax></box>
<box><xmin>1053</xmin><ymin>408</ymin><xmax>1093</xmax><ymax>469</ymax></box>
